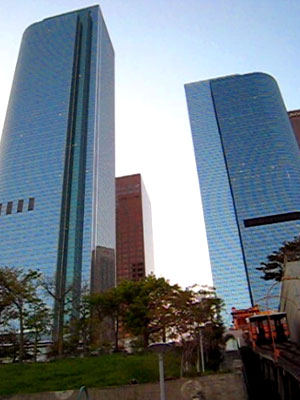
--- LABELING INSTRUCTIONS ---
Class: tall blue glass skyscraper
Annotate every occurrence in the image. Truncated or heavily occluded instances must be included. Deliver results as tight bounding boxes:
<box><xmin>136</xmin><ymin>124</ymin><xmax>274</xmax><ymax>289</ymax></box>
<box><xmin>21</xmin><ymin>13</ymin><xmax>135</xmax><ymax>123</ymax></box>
<box><xmin>0</xmin><ymin>6</ymin><xmax>115</xmax><ymax>332</ymax></box>
<box><xmin>185</xmin><ymin>73</ymin><xmax>300</xmax><ymax>322</ymax></box>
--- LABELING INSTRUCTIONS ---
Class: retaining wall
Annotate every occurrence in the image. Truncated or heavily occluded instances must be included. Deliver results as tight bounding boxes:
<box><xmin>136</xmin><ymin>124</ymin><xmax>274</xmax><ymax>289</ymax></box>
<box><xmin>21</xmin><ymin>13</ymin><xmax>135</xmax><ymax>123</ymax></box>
<box><xmin>0</xmin><ymin>373</ymin><xmax>247</xmax><ymax>400</ymax></box>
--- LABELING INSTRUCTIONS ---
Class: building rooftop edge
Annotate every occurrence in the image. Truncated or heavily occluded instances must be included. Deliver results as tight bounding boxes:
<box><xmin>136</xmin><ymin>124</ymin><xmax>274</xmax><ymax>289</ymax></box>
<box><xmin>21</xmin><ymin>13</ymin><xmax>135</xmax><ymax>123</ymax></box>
<box><xmin>43</xmin><ymin>5</ymin><xmax>99</xmax><ymax>22</ymax></box>
<box><xmin>288</xmin><ymin>109</ymin><xmax>300</xmax><ymax>116</ymax></box>
<box><xmin>184</xmin><ymin>71</ymin><xmax>276</xmax><ymax>87</ymax></box>
<box><xmin>23</xmin><ymin>5</ymin><xmax>115</xmax><ymax>55</ymax></box>
<box><xmin>24</xmin><ymin>5</ymin><xmax>100</xmax><ymax>33</ymax></box>
<box><xmin>116</xmin><ymin>173</ymin><xmax>142</xmax><ymax>180</ymax></box>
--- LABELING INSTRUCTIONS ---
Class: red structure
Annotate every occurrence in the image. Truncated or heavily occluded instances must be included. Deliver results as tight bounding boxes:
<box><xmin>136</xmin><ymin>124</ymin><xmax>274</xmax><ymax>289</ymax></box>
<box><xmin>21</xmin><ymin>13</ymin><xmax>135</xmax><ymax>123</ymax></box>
<box><xmin>288</xmin><ymin>109</ymin><xmax>300</xmax><ymax>149</ymax></box>
<box><xmin>116</xmin><ymin>174</ymin><xmax>154</xmax><ymax>284</ymax></box>
<box><xmin>231</xmin><ymin>305</ymin><xmax>260</xmax><ymax>331</ymax></box>
<box><xmin>248</xmin><ymin>312</ymin><xmax>289</xmax><ymax>346</ymax></box>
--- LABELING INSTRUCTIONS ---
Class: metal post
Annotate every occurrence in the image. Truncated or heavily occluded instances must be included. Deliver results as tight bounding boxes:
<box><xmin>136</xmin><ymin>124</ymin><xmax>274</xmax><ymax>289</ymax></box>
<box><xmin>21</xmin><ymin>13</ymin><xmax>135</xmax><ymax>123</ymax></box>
<box><xmin>158</xmin><ymin>352</ymin><xmax>166</xmax><ymax>400</ymax></box>
<box><xmin>199</xmin><ymin>329</ymin><xmax>205</xmax><ymax>373</ymax></box>
<box><xmin>266</xmin><ymin>282</ymin><xmax>280</xmax><ymax>360</ymax></box>
<box><xmin>77</xmin><ymin>386</ymin><xmax>89</xmax><ymax>400</ymax></box>
<box><xmin>148</xmin><ymin>342</ymin><xmax>172</xmax><ymax>400</ymax></box>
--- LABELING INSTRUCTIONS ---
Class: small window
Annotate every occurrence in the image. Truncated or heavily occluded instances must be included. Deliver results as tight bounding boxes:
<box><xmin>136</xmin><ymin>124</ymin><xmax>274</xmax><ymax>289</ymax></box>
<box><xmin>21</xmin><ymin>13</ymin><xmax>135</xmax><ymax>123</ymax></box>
<box><xmin>17</xmin><ymin>199</ymin><xmax>24</xmax><ymax>213</ymax></box>
<box><xmin>28</xmin><ymin>197</ymin><xmax>35</xmax><ymax>211</ymax></box>
<box><xmin>6</xmin><ymin>201</ymin><xmax>13</xmax><ymax>215</ymax></box>
<box><xmin>0</xmin><ymin>203</ymin><xmax>2</xmax><ymax>216</ymax></box>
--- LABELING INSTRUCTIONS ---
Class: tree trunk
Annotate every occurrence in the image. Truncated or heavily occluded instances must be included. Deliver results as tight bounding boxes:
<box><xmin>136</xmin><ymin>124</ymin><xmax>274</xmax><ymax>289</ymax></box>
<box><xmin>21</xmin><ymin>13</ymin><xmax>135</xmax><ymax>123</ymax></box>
<box><xmin>143</xmin><ymin>330</ymin><xmax>149</xmax><ymax>348</ymax></box>
<box><xmin>82</xmin><ymin>330</ymin><xmax>87</xmax><ymax>356</ymax></box>
<box><xmin>19</xmin><ymin>308</ymin><xmax>24</xmax><ymax>363</ymax></box>
<box><xmin>82</xmin><ymin>321</ymin><xmax>91</xmax><ymax>356</ymax></box>
<box><xmin>58</xmin><ymin>327</ymin><xmax>64</xmax><ymax>357</ymax></box>
<box><xmin>114</xmin><ymin>315</ymin><xmax>119</xmax><ymax>352</ymax></box>
<box><xmin>54</xmin><ymin>297</ymin><xmax>65</xmax><ymax>357</ymax></box>
<box><xmin>180</xmin><ymin>349</ymin><xmax>184</xmax><ymax>378</ymax></box>
<box><xmin>196</xmin><ymin>333</ymin><xmax>200</xmax><ymax>373</ymax></box>
<box><xmin>162</xmin><ymin>325</ymin><xmax>166</xmax><ymax>343</ymax></box>
<box><xmin>34</xmin><ymin>330</ymin><xmax>38</xmax><ymax>362</ymax></box>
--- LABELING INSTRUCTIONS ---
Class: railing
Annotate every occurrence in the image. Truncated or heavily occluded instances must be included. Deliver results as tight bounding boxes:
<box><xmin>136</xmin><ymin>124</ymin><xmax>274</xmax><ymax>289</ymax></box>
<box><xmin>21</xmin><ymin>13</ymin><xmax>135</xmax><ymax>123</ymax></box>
<box><xmin>77</xmin><ymin>386</ymin><xmax>89</xmax><ymax>400</ymax></box>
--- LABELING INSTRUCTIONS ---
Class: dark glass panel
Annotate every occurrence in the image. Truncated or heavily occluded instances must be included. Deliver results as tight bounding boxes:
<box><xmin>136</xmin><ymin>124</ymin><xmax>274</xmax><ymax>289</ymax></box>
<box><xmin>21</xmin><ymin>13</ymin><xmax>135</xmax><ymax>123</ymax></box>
<box><xmin>28</xmin><ymin>197</ymin><xmax>35</xmax><ymax>211</ymax></box>
<box><xmin>244</xmin><ymin>212</ymin><xmax>300</xmax><ymax>228</ymax></box>
<box><xmin>6</xmin><ymin>201</ymin><xmax>13</xmax><ymax>215</ymax></box>
<box><xmin>17</xmin><ymin>199</ymin><xmax>24</xmax><ymax>213</ymax></box>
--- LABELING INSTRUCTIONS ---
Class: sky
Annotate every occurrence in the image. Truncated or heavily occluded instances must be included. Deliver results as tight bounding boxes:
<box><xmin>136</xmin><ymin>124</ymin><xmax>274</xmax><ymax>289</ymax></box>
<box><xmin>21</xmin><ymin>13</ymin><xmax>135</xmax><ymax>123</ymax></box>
<box><xmin>0</xmin><ymin>0</ymin><xmax>300</xmax><ymax>290</ymax></box>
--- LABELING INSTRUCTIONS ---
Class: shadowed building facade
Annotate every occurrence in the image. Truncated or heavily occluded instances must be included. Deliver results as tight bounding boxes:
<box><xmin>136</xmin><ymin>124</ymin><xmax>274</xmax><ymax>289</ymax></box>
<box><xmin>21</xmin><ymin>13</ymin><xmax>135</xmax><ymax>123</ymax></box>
<box><xmin>116</xmin><ymin>174</ymin><xmax>154</xmax><ymax>283</ymax></box>
<box><xmin>185</xmin><ymin>73</ymin><xmax>300</xmax><ymax>322</ymax></box>
<box><xmin>0</xmin><ymin>6</ymin><xmax>115</xmax><ymax>334</ymax></box>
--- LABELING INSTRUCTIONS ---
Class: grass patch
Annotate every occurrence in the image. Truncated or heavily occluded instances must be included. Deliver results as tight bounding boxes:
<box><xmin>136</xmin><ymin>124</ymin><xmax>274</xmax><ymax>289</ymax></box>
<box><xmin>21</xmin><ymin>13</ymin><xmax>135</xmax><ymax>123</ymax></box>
<box><xmin>0</xmin><ymin>352</ymin><xmax>181</xmax><ymax>395</ymax></box>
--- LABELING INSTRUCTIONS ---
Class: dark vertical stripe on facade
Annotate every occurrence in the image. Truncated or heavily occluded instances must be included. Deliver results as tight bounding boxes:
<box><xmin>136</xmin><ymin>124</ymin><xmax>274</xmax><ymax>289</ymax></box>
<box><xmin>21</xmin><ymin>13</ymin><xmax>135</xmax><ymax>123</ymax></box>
<box><xmin>72</xmin><ymin>12</ymin><xmax>92</xmax><ymax>313</ymax></box>
<box><xmin>209</xmin><ymin>82</ymin><xmax>254</xmax><ymax>306</ymax></box>
<box><xmin>54</xmin><ymin>17</ymin><xmax>82</xmax><ymax>338</ymax></box>
<box><xmin>54</xmin><ymin>11</ymin><xmax>92</xmax><ymax>337</ymax></box>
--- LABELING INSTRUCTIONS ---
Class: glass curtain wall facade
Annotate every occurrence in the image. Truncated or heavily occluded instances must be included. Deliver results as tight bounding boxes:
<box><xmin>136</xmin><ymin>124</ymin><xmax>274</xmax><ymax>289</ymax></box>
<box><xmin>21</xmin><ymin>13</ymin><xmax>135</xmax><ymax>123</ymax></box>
<box><xmin>0</xmin><ymin>6</ymin><xmax>115</xmax><ymax>333</ymax></box>
<box><xmin>185</xmin><ymin>73</ymin><xmax>300</xmax><ymax>322</ymax></box>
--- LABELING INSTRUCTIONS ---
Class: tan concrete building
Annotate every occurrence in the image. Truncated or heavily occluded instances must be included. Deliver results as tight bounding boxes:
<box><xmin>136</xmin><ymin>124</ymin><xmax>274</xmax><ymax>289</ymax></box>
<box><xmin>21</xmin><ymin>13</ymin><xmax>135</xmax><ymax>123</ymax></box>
<box><xmin>280</xmin><ymin>260</ymin><xmax>300</xmax><ymax>343</ymax></box>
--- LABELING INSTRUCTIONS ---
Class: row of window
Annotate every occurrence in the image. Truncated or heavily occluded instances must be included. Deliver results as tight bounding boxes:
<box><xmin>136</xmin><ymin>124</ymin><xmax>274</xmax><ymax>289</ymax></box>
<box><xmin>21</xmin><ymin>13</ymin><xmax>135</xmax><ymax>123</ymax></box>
<box><xmin>0</xmin><ymin>198</ymin><xmax>35</xmax><ymax>216</ymax></box>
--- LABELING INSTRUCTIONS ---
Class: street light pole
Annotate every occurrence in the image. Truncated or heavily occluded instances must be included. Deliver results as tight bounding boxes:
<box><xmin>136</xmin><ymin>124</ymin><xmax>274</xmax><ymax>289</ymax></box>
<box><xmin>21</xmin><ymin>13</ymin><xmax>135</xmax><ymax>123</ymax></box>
<box><xmin>199</xmin><ymin>328</ymin><xmax>205</xmax><ymax>373</ymax></box>
<box><xmin>158</xmin><ymin>352</ymin><xmax>166</xmax><ymax>400</ymax></box>
<box><xmin>148</xmin><ymin>342</ymin><xmax>172</xmax><ymax>400</ymax></box>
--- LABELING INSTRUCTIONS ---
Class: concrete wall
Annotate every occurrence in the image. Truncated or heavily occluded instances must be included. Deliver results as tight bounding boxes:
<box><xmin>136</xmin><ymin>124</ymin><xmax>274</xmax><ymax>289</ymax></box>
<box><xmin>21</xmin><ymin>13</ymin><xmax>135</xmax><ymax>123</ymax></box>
<box><xmin>0</xmin><ymin>373</ymin><xmax>247</xmax><ymax>400</ymax></box>
<box><xmin>280</xmin><ymin>260</ymin><xmax>300</xmax><ymax>343</ymax></box>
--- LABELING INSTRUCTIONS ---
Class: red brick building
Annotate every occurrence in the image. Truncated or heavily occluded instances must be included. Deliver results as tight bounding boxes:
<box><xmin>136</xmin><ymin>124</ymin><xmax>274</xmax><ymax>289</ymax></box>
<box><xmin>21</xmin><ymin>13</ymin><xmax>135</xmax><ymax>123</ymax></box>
<box><xmin>288</xmin><ymin>109</ymin><xmax>300</xmax><ymax>149</ymax></box>
<box><xmin>116</xmin><ymin>174</ymin><xmax>154</xmax><ymax>283</ymax></box>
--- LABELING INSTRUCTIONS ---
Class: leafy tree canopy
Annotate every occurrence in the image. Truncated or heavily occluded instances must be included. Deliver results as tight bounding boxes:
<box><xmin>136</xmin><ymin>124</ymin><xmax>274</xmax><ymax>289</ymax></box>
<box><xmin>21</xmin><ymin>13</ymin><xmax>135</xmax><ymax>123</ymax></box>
<box><xmin>0</xmin><ymin>267</ymin><xmax>44</xmax><ymax>361</ymax></box>
<box><xmin>257</xmin><ymin>236</ymin><xmax>300</xmax><ymax>282</ymax></box>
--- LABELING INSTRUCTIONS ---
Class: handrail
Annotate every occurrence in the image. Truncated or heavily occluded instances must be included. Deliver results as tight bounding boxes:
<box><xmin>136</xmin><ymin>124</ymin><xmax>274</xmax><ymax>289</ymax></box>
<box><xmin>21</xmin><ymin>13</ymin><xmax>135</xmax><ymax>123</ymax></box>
<box><xmin>77</xmin><ymin>386</ymin><xmax>89</xmax><ymax>400</ymax></box>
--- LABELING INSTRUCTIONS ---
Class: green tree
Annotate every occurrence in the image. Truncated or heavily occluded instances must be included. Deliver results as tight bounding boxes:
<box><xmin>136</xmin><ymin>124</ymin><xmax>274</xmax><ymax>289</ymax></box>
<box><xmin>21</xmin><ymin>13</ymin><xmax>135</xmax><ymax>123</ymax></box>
<box><xmin>0</xmin><ymin>267</ymin><xmax>41</xmax><ymax>362</ymax></box>
<box><xmin>119</xmin><ymin>275</ymin><xmax>172</xmax><ymax>347</ymax></box>
<box><xmin>165</xmin><ymin>286</ymin><xmax>224</xmax><ymax>375</ymax></box>
<box><xmin>88</xmin><ymin>276</ymin><xmax>224</xmax><ymax>373</ymax></box>
<box><xmin>148</xmin><ymin>282</ymin><xmax>183</xmax><ymax>342</ymax></box>
<box><xmin>257</xmin><ymin>236</ymin><xmax>300</xmax><ymax>281</ymax></box>
<box><xmin>64</xmin><ymin>286</ymin><xmax>92</xmax><ymax>357</ymax></box>
<box><xmin>0</xmin><ymin>285</ymin><xmax>14</xmax><ymax>333</ymax></box>
<box><xmin>41</xmin><ymin>276</ymin><xmax>72</xmax><ymax>357</ymax></box>
<box><xmin>76</xmin><ymin>292</ymin><xmax>92</xmax><ymax>356</ymax></box>
<box><xmin>89</xmin><ymin>287</ymin><xmax>123</xmax><ymax>352</ymax></box>
<box><xmin>26</xmin><ymin>299</ymin><xmax>51</xmax><ymax>362</ymax></box>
